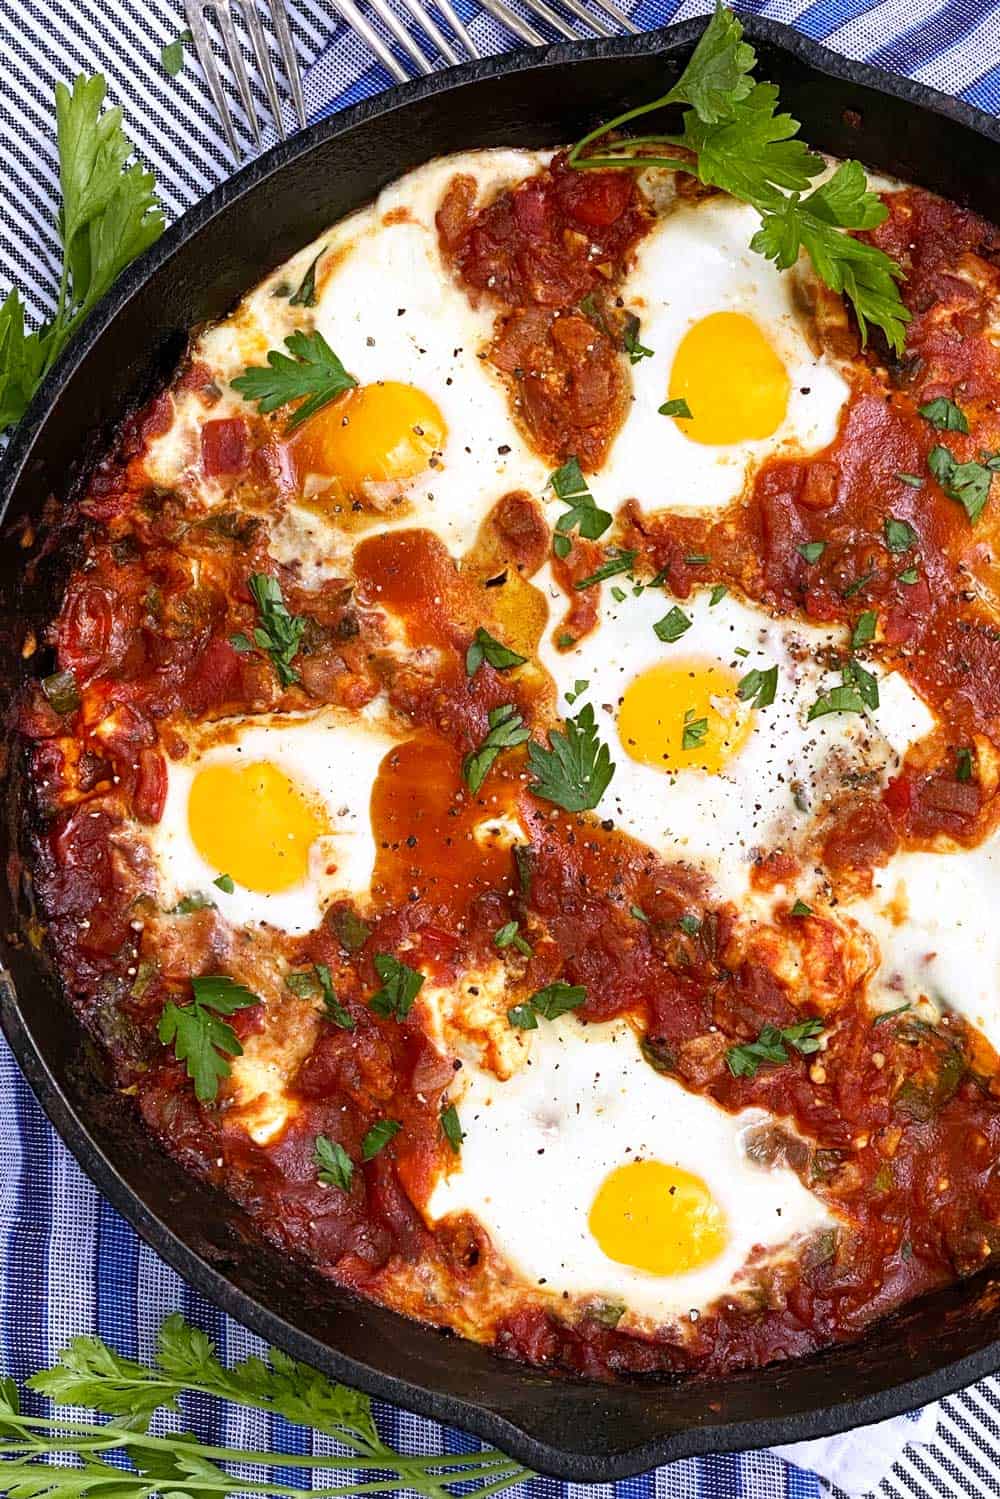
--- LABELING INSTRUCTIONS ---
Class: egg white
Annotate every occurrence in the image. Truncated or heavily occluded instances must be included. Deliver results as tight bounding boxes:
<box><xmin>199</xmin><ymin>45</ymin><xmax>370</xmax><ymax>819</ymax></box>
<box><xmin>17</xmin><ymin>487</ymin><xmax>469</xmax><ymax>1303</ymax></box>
<box><xmin>601</xmin><ymin>194</ymin><xmax>850</xmax><ymax>514</ymax></box>
<box><xmin>149</xmin><ymin>707</ymin><xmax>400</xmax><ymax>933</ymax></box>
<box><xmin>427</xmin><ymin>1016</ymin><xmax>835</xmax><ymax>1321</ymax></box>
<box><xmin>538</xmin><ymin>577</ymin><xmax>936</xmax><ymax>904</ymax></box>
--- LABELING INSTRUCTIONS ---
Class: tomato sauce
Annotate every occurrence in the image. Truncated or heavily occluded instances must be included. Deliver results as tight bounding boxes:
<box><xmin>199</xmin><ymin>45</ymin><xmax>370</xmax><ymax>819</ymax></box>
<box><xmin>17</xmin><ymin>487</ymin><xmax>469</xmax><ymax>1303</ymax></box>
<box><xmin>19</xmin><ymin>166</ymin><xmax>1000</xmax><ymax>1382</ymax></box>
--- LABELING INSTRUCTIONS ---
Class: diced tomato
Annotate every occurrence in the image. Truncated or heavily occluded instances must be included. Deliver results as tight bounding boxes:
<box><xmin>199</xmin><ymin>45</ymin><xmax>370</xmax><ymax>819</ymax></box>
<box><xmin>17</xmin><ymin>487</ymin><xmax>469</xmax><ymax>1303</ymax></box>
<box><xmin>883</xmin><ymin>774</ymin><xmax>915</xmax><ymax>816</ymax></box>
<box><xmin>201</xmin><ymin>417</ymin><xmax>249</xmax><ymax>476</ymax></box>
<box><xmin>134</xmin><ymin>747</ymin><xmax>167</xmax><ymax>823</ymax></box>
<box><xmin>558</xmin><ymin>170</ymin><xmax>633</xmax><ymax>228</ymax></box>
<box><xmin>58</xmin><ymin>583</ymin><xmax>113</xmax><ymax>680</ymax></box>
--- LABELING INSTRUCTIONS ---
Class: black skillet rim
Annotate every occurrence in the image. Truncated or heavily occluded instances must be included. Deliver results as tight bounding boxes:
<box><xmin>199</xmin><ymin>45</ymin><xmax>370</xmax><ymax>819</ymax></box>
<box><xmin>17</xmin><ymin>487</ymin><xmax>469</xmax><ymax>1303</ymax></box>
<box><xmin>3</xmin><ymin>13</ymin><xmax>1000</xmax><ymax>1479</ymax></box>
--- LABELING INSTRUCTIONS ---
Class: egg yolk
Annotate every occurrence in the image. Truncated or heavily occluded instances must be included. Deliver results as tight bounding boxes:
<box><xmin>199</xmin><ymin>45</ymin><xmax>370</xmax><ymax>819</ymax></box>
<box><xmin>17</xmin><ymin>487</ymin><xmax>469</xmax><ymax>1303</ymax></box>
<box><xmin>667</xmin><ymin>311</ymin><xmax>791</xmax><ymax>445</ymax></box>
<box><xmin>290</xmin><ymin>381</ymin><xmax>446</xmax><ymax>491</ymax></box>
<box><xmin>617</xmin><ymin>658</ymin><xmax>752</xmax><ymax>775</ymax></box>
<box><xmin>589</xmin><ymin>1160</ymin><xmax>729</xmax><ymax>1276</ymax></box>
<box><xmin>187</xmin><ymin>760</ymin><xmax>326</xmax><ymax>893</ymax></box>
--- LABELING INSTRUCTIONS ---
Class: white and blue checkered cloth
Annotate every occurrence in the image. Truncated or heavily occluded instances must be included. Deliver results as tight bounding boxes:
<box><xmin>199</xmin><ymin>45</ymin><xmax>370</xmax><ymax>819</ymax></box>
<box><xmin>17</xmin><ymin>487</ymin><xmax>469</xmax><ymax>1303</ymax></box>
<box><xmin>2</xmin><ymin>0</ymin><xmax>1000</xmax><ymax>1492</ymax></box>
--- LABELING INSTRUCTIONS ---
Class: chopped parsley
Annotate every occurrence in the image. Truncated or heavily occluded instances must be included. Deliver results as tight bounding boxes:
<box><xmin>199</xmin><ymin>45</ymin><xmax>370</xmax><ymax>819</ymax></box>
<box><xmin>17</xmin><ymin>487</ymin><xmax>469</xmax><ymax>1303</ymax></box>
<box><xmin>574</xmin><ymin>548</ymin><xmax>638</xmax><ymax>590</ymax></box>
<box><xmin>465</xmin><ymin>627</ymin><xmax>526</xmax><ymax>676</ymax></box>
<box><xmin>791</xmin><ymin>899</ymin><xmax>812</xmax><ymax>917</ymax></box>
<box><xmin>286</xmin><ymin>963</ymin><xmax>354</xmax><ymax>1029</ymax></box>
<box><xmin>884</xmin><ymin>516</ymin><xmax>917</xmax><ymax>552</ymax></box>
<box><xmin>368</xmin><ymin>953</ymin><xmax>424</xmax><ymax>1021</ymax></box>
<box><xmin>898</xmin><ymin>565</ymin><xmax>920</xmax><ymax>585</ymax></box>
<box><xmin>630</xmin><ymin>904</ymin><xmax>650</xmax><ymax>923</ymax></box>
<box><xmin>808</xmin><ymin>682</ymin><xmax>865</xmax><ymax>721</ymax></box>
<box><xmin>157</xmin><ymin>975</ymin><xmax>259</xmax><ymax>1103</ymax></box>
<box><xmin>681</xmin><ymin>714</ymin><xmax>709</xmax><ymax>750</ymax></box>
<box><xmin>736</xmin><ymin>663</ymin><xmax>778</xmax><ymax>708</ymax></box>
<box><xmin>709</xmin><ymin>584</ymin><xmax>728</xmax><ymax>606</ymax></box>
<box><xmin>440</xmin><ymin>1103</ymin><xmax>465</xmax><ymax>1153</ymax></box>
<box><xmin>726</xmin><ymin>1018</ymin><xmax>824</xmax><ymax>1078</ymax></box>
<box><xmin>361</xmin><ymin>1119</ymin><xmax>401</xmax><ymax>1160</ymax></box>
<box><xmin>851</xmin><ymin>609</ymin><xmax>877</xmax><ymax>649</ymax></box>
<box><xmin>463</xmin><ymin>704</ymin><xmax>530</xmax><ymax>795</ymax></box>
<box><xmin>895</xmin><ymin>472</ymin><xmax>924</xmax><ymax>488</ymax></box>
<box><xmin>798</xmin><ymin>541</ymin><xmax>826</xmax><ymax>564</ymax></box>
<box><xmin>653</xmin><ymin>605</ymin><xmax>692</xmax><ymax>643</ymax></box>
<box><xmin>314</xmin><ymin>1135</ymin><xmax>353</xmax><ymax>1192</ymax></box>
<box><xmin>161</xmin><ymin>28</ymin><xmax>192</xmax><ymax>75</ymax></box>
<box><xmin>527</xmin><ymin>702</ymin><xmax>614</xmax><ymax>812</ymax></box>
<box><xmin>918</xmin><ymin>396</ymin><xmax>969</xmax><ymax>433</ymax></box>
<box><xmin>658</xmin><ymin>397</ymin><xmax>693</xmax><ymax>419</ymax></box>
<box><xmin>956</xmin><ymin>746</ymin><xmax>974</xmax><ymax>783</ymax></box>
<box><xmin>231</xmin><ymin>572</ymin><xmax>306</xmax><ymax>688</ymax></box>
<box><xmin>289</xmin><ymin>248</ymin><xmax>325</xmax><ymax>308</ymax></box>
<box><xmin>841</xmin><ymin>570</ymin><xmax>874</xmax><ymax>600</ymax></box>
<box><xmin>508</xmin><ymin>980</ymin><xmax>587</xmax><ymax>1029</ymax></box>
<box><xmin>494</xmin><ymin>919</ymin><xmax>533</xmax><ymax>957</ymax></box>
<box><xmin>678</xmin><ymin>914</ymin><xmax>701</xmax><ymax>936</ymax></box>
<box><xmin>928</xmin><ymin>444</ymin><xmax>1000</xmax><ymax>525</ymax></box>
<box><xmin>547</xmin><ymin>457</ymin><xmax>612</xmax><ymax>559</ymax></box>
<box><xmin>622</xmin><ymin>313</ymin><xmax>654</xmax><ymax>364</ymax></box>
<box><xmin>213</xmin><ymin>874</ymin><xmax>234</xmax><ymax>894</ymax></box>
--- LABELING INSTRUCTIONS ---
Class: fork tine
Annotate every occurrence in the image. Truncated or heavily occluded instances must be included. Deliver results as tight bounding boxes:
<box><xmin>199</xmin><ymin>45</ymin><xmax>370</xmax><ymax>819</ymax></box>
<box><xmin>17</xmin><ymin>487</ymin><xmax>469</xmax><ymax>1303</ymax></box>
<box><xmin>396</xmin><ymin>0</ymin><xmax>462</xmax><ymax>65</ymax></box>
<box><xmin>431</xmin><ymin>0</ymin><xmax>480</xmax><ymax>57</ymax></box>
<box><xmin>586</xmin><ymin>0</ymin><xmax>639</xmax><ymax>33</ymax></box>
<box><xmin>514</xmin><ymin>0</ymin><xmax>577</xmax><ymax>39</ymax></box>
<box><xmin>214</xmin><ymin>0</ymin><xmax>262</xmax><ymax>146</ymax></box>
<box><xmin>365</xmin><ymin>0</ymin><xmax>435</xmax><ymax>74</ymax></box>
<box><xmin>185</xmin><ymin>0</ymin><xmax>242</xmax><ymax>158</ymax></box>
<box><xmin>330</xmin><ymin>0</ymin><xmax>409</xmax><ymax>79</ymax></box>
<box><xmin>548</xmin><ymin>0</ymin><xmax>614</xmax><ymax>35</ymax></box>
<box><xmin>240</xmin><ymin>0</ymin><xmax>286</xmax><ymax>137</ymax></box>
<box><xmin>477</xmin><ymin>0</ymin><xmax>545</xmax><ymax>45</ymax></box>
<box><xmin>269</xmin><ymin>0</ymin><xmax>307</xmax><ymax>129</ymax></box>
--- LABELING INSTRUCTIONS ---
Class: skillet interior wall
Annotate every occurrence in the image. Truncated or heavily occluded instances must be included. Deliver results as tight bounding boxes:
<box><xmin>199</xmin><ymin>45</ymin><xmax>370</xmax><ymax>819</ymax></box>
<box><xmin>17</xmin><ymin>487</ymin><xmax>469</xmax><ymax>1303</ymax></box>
<box><xmin>2</xmin><ymin>24</ymin><xmax>1000</xmax><ymax>1478</ymax></box>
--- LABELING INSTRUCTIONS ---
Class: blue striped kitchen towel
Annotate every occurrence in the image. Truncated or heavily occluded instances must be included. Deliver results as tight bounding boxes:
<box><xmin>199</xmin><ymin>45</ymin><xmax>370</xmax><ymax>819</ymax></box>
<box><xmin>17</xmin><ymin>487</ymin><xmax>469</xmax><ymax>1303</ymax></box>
<box><xmin>2</xmin><ymin>0</ymin><xmax>1000</xmax><ymax>1494</ymax></box>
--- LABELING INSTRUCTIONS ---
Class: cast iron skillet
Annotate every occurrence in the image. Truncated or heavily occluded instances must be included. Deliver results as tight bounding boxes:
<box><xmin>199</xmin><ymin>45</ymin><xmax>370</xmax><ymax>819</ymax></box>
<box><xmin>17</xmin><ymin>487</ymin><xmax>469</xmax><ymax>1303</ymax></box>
<box><xmin>3</xmin><ymin>16</ymin><xmax>1000</xmax><ymax>1481</ymax></box>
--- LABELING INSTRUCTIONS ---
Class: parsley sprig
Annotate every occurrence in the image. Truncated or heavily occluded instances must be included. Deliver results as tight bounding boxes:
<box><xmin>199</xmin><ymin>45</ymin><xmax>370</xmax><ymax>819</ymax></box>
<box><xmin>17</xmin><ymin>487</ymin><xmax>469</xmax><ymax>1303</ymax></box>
<box><xmin>508</xmin><ymin>980</ymin><xmax>587</xmax><ymax>1029</ymax></box>
<box><xmin>18</xmin><ymin>1314</ymin><xmax>530</xmax><ymax>1497</ymax></box>
<box><xmin>157</xmin><ymin>975</ymin><xmax>259</xmax><ymax>1103</ymax></box>
<box><xmin>231</xmin><ymin>328</ymin><xmax>357</xmax><ymax>433</ymax></box>
<box><xmin>928</xmin><ymin>443</ymin><xmax>1000</xmax><ymax>526</ymax></box>
<box><xmin>546</xmin><ymin>457</ymin><xmax>612</xmax><ymax>558</ymax></box>
<box><xmin>527</xmin><ymin>702</ymin><xmax>615</xmax><ymax>812</ymax></box>
<box><xmin>1</xmin><ymin>75</ymin><xmax>164</xmax><ymax>438</ymax></box>
<box><xmin>231</xmin><ymin>572</ymin><xmax>306</xmax><ymax>687</ymax></box>
<box><xmin>568</xmin><ymin>3</ymin><xmax>909</xmax><ymax>352</ymax></box>
<box><xmin>463</xmin><ymin>704</ymin><xmax>531</xmax><ymax>795</ymax></box>
<box><xmin>726</xmin><ymin>1017</ymin><xmax>824</xmax><ymax>1078</ymax></box>
<box><xmin>368</xmin><ymin>953</ymin><xmax>425</xmax><ymax>1021</ymax></box>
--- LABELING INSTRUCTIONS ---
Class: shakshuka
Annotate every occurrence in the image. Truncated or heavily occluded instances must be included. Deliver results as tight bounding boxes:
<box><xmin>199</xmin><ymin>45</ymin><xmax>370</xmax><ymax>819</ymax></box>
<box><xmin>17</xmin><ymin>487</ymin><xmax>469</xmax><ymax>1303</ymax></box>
<box><xmin>18</xmin><ymin>144</ymin><xmax>1000</xmax><ymax>1380</ymax></box>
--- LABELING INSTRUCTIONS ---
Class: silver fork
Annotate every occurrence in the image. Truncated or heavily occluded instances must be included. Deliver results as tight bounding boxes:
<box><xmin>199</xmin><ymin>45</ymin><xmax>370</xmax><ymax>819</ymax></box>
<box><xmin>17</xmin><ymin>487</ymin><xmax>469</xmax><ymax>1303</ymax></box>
<box><xmin>185</xmin><ymin>0</ymin><xmax>307</xmax><ymax>159</ymax></box>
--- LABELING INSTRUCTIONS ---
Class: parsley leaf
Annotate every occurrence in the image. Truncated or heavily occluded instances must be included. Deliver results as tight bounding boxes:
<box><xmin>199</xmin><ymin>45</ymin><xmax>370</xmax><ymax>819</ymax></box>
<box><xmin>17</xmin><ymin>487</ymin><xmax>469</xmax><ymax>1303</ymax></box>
<box><xmin>653</xmin><ymin>605</ymin><xmax>692</xmax><ymax>642</ymax></box>
<box><xmin>710</xmin><ymin>583</ymin><xmax>728</xmax><ymax>605</ymax></box>
<box><xmin>791</xmin><ymin>899</ymin><xmax>812</xmax><ymax>916</ymax></box>
<box><xmin>798</xmin><ymin>540</ymin><xmax>826</xmax><ymax>563</ymax></box>
<box><xmin>463</xmin><ymin>703</ymin><xmax>531</xmax><ymax>795</ymax></box>
<box><xmin>441</xmin><ymin>1103</ymin><xmax>465</xmax><ymax>1153</ymax></box>
<box><xmin>737</xmin><ymin>663</ymin><xmax>778</xmax><ymax>708</ymax></box>
<box><xmin>289</xmin><ymin>248</ymin><xmax>325</xmax><ymax>308</ymax></box>
<box><xmin>527</xmin><ymin>702</ymin><xmax>615</xmax><ymax>812</ymax></box>
<box><xmin>494</xmin><ymin>919</ymin><xmax>533</xmax><ymax>956</ymax></box>
<box><xmin>928</xmin><ymin>443</ymin><xmax>999</xmax><ymax>525</ymax></box>
<box><xmin>213</xmin><ymin>873</ymin><xmax>235</xmax><ymax>894</ymax></box>
<box><xmin>314</xmin><ymin>1135</ymin><xmax>353</xmax><ymax>1192</ymax></box>
<box><xmin>235</xmin><ymin>572</ymin><xmax>306</xmax><ymax>687</ymax></box>
<box><xmin>161</xmin><ymin>29</ymin><xmax>193</xmax><ymax>75</ymax></box>
<box><xmin>231</xmin><ymin>328</ymin><xmax>357</xmax><ymax>433</ymax></box>
<box><xmin>726</xmin><ymin>1017</ymin><xmax>824</xmax><ymax>1078</ymax></box>
<box><xmin>157</xmin><ymin>975</ymin><xmax>259</xmax><ymax>1103</ymax></box>
<box><xmin>659</xmin><ymin>397</ymin><xmax>693</xmax><ymax>419</ymax></box>
<box><xmin>285</xmin><ymin>964</ymin><xmax>354</xmax><ymax>1029</ymax></box>
<box><xmin>843</xmin><ymin>656</ymin><xmax>879</xmax><ymax>709</ymax></box>
<box><xmin>808</xmin><ymin>674</ymin><xmax>869</xmax><ymax>721</ymax></box>
<box><xmin>622</xmin><ymin>313</ymin><xmax>654</xmax><ymax>363</ymax></box>
<box><xmin>368</xmin><ymin>953</ymin><xmax>424</xmax><ymax>1021</ymax></box>
<box><xmin>852</xmin><ymin>609</ymin><xmax>877</xmax><ymax>649</ymax></box>
<box><xmin>547</xmin><ymin>458</ymin><xmax>612</xmax><ymax>558</ymax></box>
<box><xmin>1</xmin><ymin>77</ymin><xmax>164</xmax><ymax>439</ymax></box>
<box><xmin>884</xmin><ymin>516</ymin><xmax>917</xmax><ymax>552</ymax></box>
<box><xmin>918</xmin><ymin>396</ymin><xmax>968</xmax><ymax>433</ymax></box>
<box><xmin>956</xmin><ymin>746</ymin><xmax>974</xmax><ymax>783</ymax></box>
<box><xmin>465</xmin><ymin>626</ymin><xmax>527</xmax><ymax>676</ymax></box>
<box><xmin>508</xmin><ymin>980</ymin><xmax>587</xmax><ymax>1028</ymax></box>
<box><xmin>574</xmin><ymin>548</ymin><xmax>638</xmax><ymax>589</ymax></box>
<box><xmin>682</xmin><ymin>715</ymin><xmax>709</xmax><ymax>750</ymax></box>
<box><xmin>568</xmin><ymin>5</ymin><xmax>909</xmax><ymax>353</ymax></box>
<box><xmin>361</xmin><ymin>1119</ymin><xmax>401</xmax><ymax>1160</ymax></box>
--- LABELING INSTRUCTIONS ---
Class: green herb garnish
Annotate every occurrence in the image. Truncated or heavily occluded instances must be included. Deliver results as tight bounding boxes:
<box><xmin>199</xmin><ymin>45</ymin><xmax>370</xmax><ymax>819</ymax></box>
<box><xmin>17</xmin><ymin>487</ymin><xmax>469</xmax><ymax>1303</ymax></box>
<box><xmin>884</xmin><ymin>516</ymin><xmax>917</xmax><ymax>552</ymax></box>
<box><xmin>368</xmin><ymin>953</ymin><xmax>424</xmax><ymax>1021</ymax></box>
<box><xmin>158</xmin><ymin>975</ymin><xmax>259</xmax><ymax>1103</ymax></box>
<box><xmin>726</xmin><ymin>1017</ymin><xmax>824</xmax><ymax>1078</ymax></box>
<box><xmin>682</xmin><ymin>714</ymin><xmax>709</xmax><ymax>750</ymax></box>
<box><xmin>798</xmin><ymin>540</ymin><xmax>826</xmax><ymax>563</ymax></box>
<box><xmin>918</xmin><ymin>396</ymin><xmax>968</xmax><ymax>433</ymax></box>
<box><xmin>736</xmin><ymin>663</ymin><xmax>777</xmax><ymax>708</ymax></box>
<box><xmin>494</xmin><ymin>919</ymin><xmax>533</xmax><ymax>956</ymax></box>
<box><xmin>568</xmin><ymin>4</ymin><xmax>909</xmax><ymax>352</ymax></box>
<box><xmin>956</xmin><ymin>746</ymin><xmax>974</xmax><ymax>783</ymax></box>
<box><xmin>852</xmin><ymin>609</ymin><xmax>877</xmax><ymax>649</ymax></box>
<box><xmin>231</xmin><ymin>329</ymin><xmax>357</xmax><ymax>433</ymax></box>
<box><xmin>622</xmin><ymin>313</ymin><xmax>654</xmax><ymax>364</ymax></box>
<box><xmin>213</xmin><ymin>874</ymin><xmax>235</xmax><ymax>894</ymax></box>
<box><xmin>231</xmin><ymin>572</ymin><xmax>306</xmax><ymax>687</ymax></box>
<box><xmin>441</xmin><ymin>1103</ymin><xmax>465</xmax><ymax>1153</ymax></box>
<box><xmin>465</xmin><ymin>627</ymin><xmax>527</xmax><ymax>675</ymax></box>
<box><xmin>361</xmin><ymin>1119</ymin><xmax>401</xmax><ymax>1160</ymax></box>
<box><xmin>574</xmin><ymin>549</ymin><xmax>638</xmax><ymax>589</ymax></box>
<box><xmin>658</xmin><ymin>397</ymin><xmax>692</xmax><ymax>419</ymax></box>
<box><xmin>928</xmin><ymin>444</ymin><xmax>1000</xmax><ymax>525</ymax></box>
<box><xmin>314</xmin><ymin>1135</ymin><xmax>353</xmax><ymax>1191</ymax></box>
<box><xmin>463</xmin><ymin>704</ymin><xmax>531</xmax><ymax>795</ymax></box>
<box><xmin>289</xmin><ymin>248</ymin><xmax>325</xmax><ymax>308</ymax></box>
<box><xmin>653</xmin><ymin>605</ymin><xmax>692</xmax><ymax>643</ymax></box>
<box><xmin>508</xmin><ymin>980</ymin><xmax>587</xmax><ymax>1029</ymax></box>
<box><xmin>547</xmin><ymin>457</ymin><xmax>612</xmax><ymax>559</ymax></box>
<box><xmin>527</xmin><ymin>702</ymin><xmax>615</xmax><ymax>812</ymax></box>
